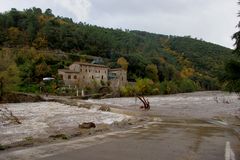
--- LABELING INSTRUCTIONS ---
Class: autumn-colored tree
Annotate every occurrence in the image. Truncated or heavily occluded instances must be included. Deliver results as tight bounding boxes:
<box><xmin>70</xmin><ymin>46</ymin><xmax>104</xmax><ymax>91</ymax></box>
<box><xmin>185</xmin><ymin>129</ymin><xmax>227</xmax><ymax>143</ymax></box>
<box><xmin>7</xmin><ymin>27</ymin><xmax>22</xmax><ymax>46</ymax></box>
<box><xmin>32</xmin><ymin>33</ymin><xmax>48</xmax><ymax>49</ymax></box>
<box><xmin>0</xmin><ymin>50</ymin><xmax>20</xmax><ymax>96</ymax></box>
<box><xmin>35</xmin><ymin>62</ymin><xmax>51</xmax><ymax>80</ymax></box>
<box><xmin>117</xmin><ymin>57</ymin><xmax>128</xmax><ymax>70</ymax></box>
<box><xmin>179</xmin><ymin>67</ymin><xmax>194</xmax><ymax>78</ymax></box>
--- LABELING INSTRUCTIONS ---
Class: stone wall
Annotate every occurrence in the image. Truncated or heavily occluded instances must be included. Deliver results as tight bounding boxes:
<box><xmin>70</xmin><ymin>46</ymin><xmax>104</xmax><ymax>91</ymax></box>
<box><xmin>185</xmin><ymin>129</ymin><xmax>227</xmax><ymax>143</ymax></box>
<box><xmin>59</xmin><ymin>63</ymin><xmax>109</xmax><ymax>88</ymax></box>
<box><xmin>109</xmin><ymin>68</ymin><xmax>128</xmax><ymax>90</ymax></box>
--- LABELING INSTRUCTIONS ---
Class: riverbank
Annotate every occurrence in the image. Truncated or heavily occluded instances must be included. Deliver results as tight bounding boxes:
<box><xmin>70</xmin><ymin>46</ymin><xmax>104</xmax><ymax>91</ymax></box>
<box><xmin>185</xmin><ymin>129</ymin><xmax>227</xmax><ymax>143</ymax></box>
<box><xmin>0</xmin><ymin>92</ymin><xmax>44</xmax><ymax>103</ymax></box>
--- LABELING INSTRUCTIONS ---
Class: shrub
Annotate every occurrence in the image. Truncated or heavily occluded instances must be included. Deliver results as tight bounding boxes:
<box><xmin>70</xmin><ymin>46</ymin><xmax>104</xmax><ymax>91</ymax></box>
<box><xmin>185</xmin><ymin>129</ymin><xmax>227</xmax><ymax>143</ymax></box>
<box><xmin>18</xmin><ymin>83</ymin><xmax>40</xmax><ymax>93</ymax></box>
<box><xmin>159</xmin><ymin>81</ymin><xmax>178</xmax><ymax>94</ymax></box>
<box><xmin>223</xmin><ymin>80</ymin><xmax>240</xmax><ymax>92</ymax></box>
<box><xmin>135</xmin><ymin>78</ymin><xmax>154</xmax><ymax>95</ymax></box>
<box><xmin>121</xmin><ymin>78</ymin><xmax>199</xmax><ymax>96</ymax></box>
<box><xmin>120</xmin><ymin>84</ymin><xmax>135</xmax><ymax>97</ymax></box>
<box><xmin>120</xmin><ymin>78</ymin><xmax>158</xmax><ymax>96</ymax></box>
<box><xmin>0</xmin><ymin>144</ymin><xmax>5</xmax><ymax>150</ymax></box>
<box><xmin>176</xmin><ymin>79</ymin><xmax>200</xmax><ymax>93</ymax></box>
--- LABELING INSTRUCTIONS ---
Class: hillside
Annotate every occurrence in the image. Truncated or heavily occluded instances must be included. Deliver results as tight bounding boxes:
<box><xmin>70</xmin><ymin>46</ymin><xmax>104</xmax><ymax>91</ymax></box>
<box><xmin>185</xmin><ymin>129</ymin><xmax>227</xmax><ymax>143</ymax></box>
<box><xmin>0</xmin><ymin>8</ymin><xmax>235</xmax><ymax>94</ymax></box>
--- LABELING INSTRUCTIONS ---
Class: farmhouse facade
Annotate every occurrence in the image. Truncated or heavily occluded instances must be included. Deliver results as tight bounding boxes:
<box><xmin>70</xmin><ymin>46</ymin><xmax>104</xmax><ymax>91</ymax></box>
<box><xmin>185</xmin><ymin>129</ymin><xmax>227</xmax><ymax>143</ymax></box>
<box><xmin>58</xmin><ymin>62</ymin><xmax>127</xmax><ymax>89</ymax></box>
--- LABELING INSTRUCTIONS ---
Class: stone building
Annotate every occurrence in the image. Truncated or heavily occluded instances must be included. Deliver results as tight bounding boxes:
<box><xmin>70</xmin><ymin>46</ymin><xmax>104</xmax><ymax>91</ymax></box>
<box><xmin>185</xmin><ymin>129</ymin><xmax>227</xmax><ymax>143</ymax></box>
<box><xmin>108</xmin><ymin>68</ymin><xmax>128</xmax><ymax>89</ymax></box>
<box><xmin>58</xmin><ymin>62</ymin><xmax>127</xmax><ymax>89</ymax></box>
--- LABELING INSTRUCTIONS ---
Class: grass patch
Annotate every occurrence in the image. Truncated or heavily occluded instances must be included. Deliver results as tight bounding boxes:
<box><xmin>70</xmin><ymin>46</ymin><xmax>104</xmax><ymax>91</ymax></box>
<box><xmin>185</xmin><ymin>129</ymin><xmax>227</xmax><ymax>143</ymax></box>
<box><xmin>0</xmin><ymin>144</ymin><xmax>6</xmax><ymax>150</ymax></box>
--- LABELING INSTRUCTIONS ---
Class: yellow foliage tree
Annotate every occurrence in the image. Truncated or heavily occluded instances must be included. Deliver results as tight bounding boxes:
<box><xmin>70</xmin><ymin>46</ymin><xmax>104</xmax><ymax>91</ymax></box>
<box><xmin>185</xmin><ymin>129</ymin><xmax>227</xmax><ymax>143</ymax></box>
<box><xmin>180</xmin><ymin>67</ymin><xmax>194</xmax><ymax>78</ymax></box>
<box><xmin>0</xmin><ymin>50</ymin><xmax>20</xmax><ymax>96</ymax></box>
<box><xmin>7</xmin><ymin>27</ymin><xmax>24</xmax><ymax>46</ymax></box>
<box><xmin>32</xmin><ymin>33</ymin><xmax>48</xmax><ymax>49</ymax></box>
<box><xmin>117</xmin><ymin>57</ymin><xmax>128</xmax><ymax>70</ymax></box>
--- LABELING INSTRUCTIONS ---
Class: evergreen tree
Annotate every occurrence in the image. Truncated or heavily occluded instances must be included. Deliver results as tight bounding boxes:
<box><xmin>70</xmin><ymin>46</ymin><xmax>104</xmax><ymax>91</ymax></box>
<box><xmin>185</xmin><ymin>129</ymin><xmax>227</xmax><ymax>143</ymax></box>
<box><xmin>223</xmin><ymin>1</ymin><xmax>240</xmax><ymax>92</ymax></box>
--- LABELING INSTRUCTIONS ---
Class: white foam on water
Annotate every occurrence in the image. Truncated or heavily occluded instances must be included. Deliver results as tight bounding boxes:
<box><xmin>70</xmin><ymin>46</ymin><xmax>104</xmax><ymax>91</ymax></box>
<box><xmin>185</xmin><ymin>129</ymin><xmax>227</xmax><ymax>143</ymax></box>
<box><xmin>0</xmin><ymin>102</ymin><xmax>130</xmax><ymax>145</ymax></box>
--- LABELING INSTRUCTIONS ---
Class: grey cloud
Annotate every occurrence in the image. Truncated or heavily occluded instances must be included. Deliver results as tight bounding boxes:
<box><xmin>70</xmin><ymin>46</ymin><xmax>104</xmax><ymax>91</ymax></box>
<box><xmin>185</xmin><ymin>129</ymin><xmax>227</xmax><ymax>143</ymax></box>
<box><xmin>90</xmin><ymin>0</ymin><xmax>213</xmax><ymax>16</ymax></box>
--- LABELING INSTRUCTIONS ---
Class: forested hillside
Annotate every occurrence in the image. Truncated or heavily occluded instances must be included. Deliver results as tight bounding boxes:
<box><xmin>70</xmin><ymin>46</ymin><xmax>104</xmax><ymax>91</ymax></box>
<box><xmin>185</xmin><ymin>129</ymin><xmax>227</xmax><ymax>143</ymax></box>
<box><xmin>0</xmin><ymin>8</ymin><xmax>235</xmax><ymax>95</ymax></box>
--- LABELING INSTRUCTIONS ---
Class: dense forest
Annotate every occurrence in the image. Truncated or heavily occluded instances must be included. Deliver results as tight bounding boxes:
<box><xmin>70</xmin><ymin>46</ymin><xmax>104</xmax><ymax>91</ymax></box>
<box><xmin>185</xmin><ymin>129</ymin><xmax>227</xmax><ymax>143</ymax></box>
<box><xmin>221</xmin><ymin>2</ymin><xmax>240</xmax><ymax>93</ymax></box>
<box><xmin>0</xmin><ymin>8</ymin><xmax>236</xmax><ymax>96</ymax></box>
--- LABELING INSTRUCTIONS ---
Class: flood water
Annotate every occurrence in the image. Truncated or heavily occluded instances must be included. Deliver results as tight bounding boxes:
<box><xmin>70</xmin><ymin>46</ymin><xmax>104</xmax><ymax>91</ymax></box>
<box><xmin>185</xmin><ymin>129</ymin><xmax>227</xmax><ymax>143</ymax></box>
<box><xmin>87</xmin><ymin>91</ymin><xmax>240</xmax><ymax>119</ymax></box>
<box><xmin>0</xmin><ymin>91</ymin><xmax>240</xmax><ymax>160</ymax></box>
<box><xmin>0</xmin><ymin>102</ymin><xmax>130</xmax><ymax>145</ymax></box>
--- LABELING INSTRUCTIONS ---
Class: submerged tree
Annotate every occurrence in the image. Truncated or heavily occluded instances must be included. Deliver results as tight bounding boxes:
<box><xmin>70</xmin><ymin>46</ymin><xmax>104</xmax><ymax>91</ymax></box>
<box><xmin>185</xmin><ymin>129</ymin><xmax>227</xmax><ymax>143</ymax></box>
<box><xmin>138</xmin><ymin>96</ymin><xmax>150</xmax><ymax>110</ymax></box>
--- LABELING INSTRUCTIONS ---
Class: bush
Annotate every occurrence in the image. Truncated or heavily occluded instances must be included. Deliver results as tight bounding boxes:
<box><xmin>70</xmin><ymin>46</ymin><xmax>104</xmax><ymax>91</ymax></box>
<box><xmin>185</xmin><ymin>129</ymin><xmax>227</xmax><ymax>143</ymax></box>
<box><xmin>176</xmin><ymin>79</ymin><xmax>200</xmax><ymax>93</ymax></box>
<box><xmin>120</xmin><ymin>78</ymin><xmax>200</xmax><ymax>97</ymax></box>
<box><xmin>159</xmin><ymin>81</ymin><xmax>178</xmax><ymax>94</ymax></box>
<box><xmin>18</xmin><ymin>83</ymin><xmax>40</xmax><ymax>93</ymax></box>
<box><xmin>0</xmin><ymin>144</ymin><xmax>5</xmax><ymax>150</ymax></box>
<box><xmin>135</xmin><ymin>78</ymin><xmax>155</xmax><ymax>95</ymax></box>
<box><xmin>120</xmin><ymin>78</ymin><xmax>159</xmax><ymax>96</ymax></box>
<box><xmin>223</xmin><ymin>80</ymin><xmax>240</xmax><ymax>92</ymax></box>
<box><xmin>120</xmin><ymin>84</ymin><xmax>135</xmax><ymax>97</ymax></box>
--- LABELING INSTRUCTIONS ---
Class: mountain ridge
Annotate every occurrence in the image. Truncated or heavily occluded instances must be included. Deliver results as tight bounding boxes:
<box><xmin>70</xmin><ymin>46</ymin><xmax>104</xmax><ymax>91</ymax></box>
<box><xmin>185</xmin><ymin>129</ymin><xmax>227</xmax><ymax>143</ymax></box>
<box><xmin>0</xmin><ymin>7</ymin><xmax>235</xmax><ymax>93</ymax></box>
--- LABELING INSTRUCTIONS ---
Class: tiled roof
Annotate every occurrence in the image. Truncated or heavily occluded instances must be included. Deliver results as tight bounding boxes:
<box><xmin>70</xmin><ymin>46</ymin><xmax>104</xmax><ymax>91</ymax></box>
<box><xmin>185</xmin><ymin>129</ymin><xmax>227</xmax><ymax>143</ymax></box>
<box><xmin>73</xmin><ymin>62</ymin><xmax>109</xmax><ymax>68</ymax></box>
<box><xmin>58</xmin><ymin>69</ymin><xmax>79</xmax><ymax>73</ymax></box>
<box><xmin>109</xmin><ymin>68</ymin><xmax>125</xmax><ymax>71</ymax></box>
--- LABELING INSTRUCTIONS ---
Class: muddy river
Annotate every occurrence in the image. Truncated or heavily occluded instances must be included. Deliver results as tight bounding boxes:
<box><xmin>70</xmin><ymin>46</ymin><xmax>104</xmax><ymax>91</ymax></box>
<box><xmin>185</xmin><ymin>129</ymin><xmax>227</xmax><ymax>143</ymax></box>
<box><xmin>0</xmin><ymin>91</ymin><xmax>239</xmax><ymax>160</ymax></box>
<box><xmin>0</xmin><ymin>102</ymin><xmax>130</xmax><ymax>145</ymax></box>
<box><xmin>87</xmin><ymin>91</ymin><xmax>240</xmax><ymax>119</ymax></box>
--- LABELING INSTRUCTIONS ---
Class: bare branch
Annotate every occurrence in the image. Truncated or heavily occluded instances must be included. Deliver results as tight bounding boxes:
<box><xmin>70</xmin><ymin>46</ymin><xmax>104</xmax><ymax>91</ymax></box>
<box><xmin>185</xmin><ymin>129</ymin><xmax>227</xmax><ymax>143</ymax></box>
<box><xmin>137</xmin><ymin>96</ymin><xmax>150</xmax><ymax>111</ymax></box>
<box><xmin>0</xmin><ymin>107</ymin><xmax>21</xmax><ymax>125</ymax></box>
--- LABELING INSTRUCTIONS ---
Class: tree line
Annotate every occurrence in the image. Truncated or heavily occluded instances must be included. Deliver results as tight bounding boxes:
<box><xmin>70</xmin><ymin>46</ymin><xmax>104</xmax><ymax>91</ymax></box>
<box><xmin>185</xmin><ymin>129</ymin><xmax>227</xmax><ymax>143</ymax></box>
<box><xmin>0</xmin><ymin>8</ymin><xmax>235</xmax><ymax>96</ymax></box>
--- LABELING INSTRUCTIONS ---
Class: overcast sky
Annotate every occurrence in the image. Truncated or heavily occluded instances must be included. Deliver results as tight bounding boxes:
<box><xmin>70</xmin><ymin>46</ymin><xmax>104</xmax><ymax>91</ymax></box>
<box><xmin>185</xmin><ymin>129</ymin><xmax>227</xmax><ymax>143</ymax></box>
<box><xmin>0</xmin><ymin>0</ymin><xmax>238</xmax><ymax>48</ymax></box>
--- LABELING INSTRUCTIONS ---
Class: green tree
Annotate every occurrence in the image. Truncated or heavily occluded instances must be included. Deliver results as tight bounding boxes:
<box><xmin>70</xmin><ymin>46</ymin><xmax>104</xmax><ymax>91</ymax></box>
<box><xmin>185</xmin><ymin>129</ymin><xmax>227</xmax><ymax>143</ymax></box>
<box><xmin>222</xmin><ymin>60</ymin><xmax>240</xmax><ymax>92</ymax></box>
<box><xmin>145</xmin><ymin>64</ymin><xmax>158</xmax><ymax>82</ymax></box>
<box><xmin>0</xmin><ymin>50</ymin><xmax>20</xmax><ymax>97</ymax></box>
<box><xmin>7</xmin><ymin>27</ymin><xmax>23</xmax><ymax>46</ymax></box>
<box><xmin>135</xmin><ymin>78</ymin><xmax>154</xmax><ymax>95</ymax></box>
<box><xmin>222</xmin><ymin>2</ymin><xmax>240</xmax><ymax>92</ymax></box>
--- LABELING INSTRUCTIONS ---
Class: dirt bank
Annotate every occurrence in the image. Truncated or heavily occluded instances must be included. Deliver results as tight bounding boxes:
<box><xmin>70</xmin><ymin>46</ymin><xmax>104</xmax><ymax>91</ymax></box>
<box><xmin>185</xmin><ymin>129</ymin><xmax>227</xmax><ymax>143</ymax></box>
<box><xmin>0</xmin><ymin>92</ymin><xmax>44</xmax><ymax>103</ymax></box>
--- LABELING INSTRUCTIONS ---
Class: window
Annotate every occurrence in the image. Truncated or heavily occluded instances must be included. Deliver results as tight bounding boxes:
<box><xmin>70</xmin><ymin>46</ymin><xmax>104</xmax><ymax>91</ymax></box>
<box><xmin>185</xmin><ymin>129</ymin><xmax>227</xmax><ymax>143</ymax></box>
<box><xmin>68</xmin><ymin>75</ymin><xmax>71</xmax><ymax>79</ymax></box>
<box><xmin>74</xmin><ymin>75</ymin><xmax>77</xmax><ymax>79</ymax></box>
<box><xmin>102</xmin><ymin>75</ymin><xmax>104</xmax><ymax>80</ymax></box>
<box><xmin>86</xmin><ymin>69</ymin><xmax>87</xmax><ymax>72</ymax></box>
<box><xmin>92</xmin><ymin>75</ymin><xmax>94</xmax><ymax>79</ymax></box>
<box><xmin>80</xmin><ymin>69</ymin><xmax>82</xmax><ymax>72</ymax></box>
<box><xmin>59</xmin><ymin>74</ymin><xmax>63</xmax><ymax>79</ymax></box>
<box><xmin>83</xmin><ymin>76</ymin><xmax>85</xmax><ymax>79</ymax></box>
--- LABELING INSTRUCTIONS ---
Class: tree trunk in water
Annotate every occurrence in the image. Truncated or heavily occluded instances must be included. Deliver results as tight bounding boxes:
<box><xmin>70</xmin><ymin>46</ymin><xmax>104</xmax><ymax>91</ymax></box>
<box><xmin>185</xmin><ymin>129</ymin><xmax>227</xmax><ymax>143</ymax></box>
<box><xmin>137</xmin><ymin>96</ymin><xmax>150</xmax><ymax>110</ymax></box>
